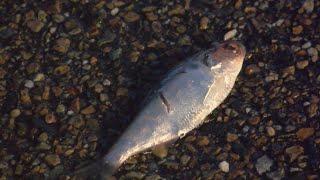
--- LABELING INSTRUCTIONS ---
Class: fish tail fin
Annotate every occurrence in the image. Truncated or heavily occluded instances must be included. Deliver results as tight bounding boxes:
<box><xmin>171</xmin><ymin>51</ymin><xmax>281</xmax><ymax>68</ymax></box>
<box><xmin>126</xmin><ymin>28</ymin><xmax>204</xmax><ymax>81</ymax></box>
<box><xmin>71</xmin><ymin>159</ymin><xmax>118</xmax><ymax>180</ymax></box>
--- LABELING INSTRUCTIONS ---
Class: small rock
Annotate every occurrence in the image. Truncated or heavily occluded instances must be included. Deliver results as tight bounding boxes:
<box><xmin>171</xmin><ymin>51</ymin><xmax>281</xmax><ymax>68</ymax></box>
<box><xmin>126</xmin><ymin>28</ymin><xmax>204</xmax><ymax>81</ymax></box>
<box><xmin>24</xmin><ymin>80</ymin><xmax>34</xmax><ymax>88</ymax></box>
<box><xmin>54</xmin><ymin>65</ymin><xmax>70</xmax><ymax>75</ymax></box>
<box><xmin>81</xmin><ymin>105</ymin><xmax>96</xmax><ymax>115</ymax></box>
<box><xmin>34</xmin><ymin>73</ymin><xmax>45</xmax><ymax>81</ymax></box>
<box><xmin>308</xmin><ymin>103</ymin><xmax>318</xmax><ymax>117</ymax></box>
<box><xmin>20</xmin><ymin>89</ymin><xmax>31</xmax><ymax>104</ymax></box>
<box><xmin>10</xmin><ymin>109</ymin><xmax>21</xmax><ymax>118</ymax></box>
<box><xmin>180</xmin><ymin>154</ymin><xmax>191</xmax><ymax>166</ymax></box>
<box><xmin>200</xmin><ymin>17</ymin><xmax>210</xmax><ymax>30</ymax></box>
<box><xmin>255</xmin><ymin>155</ymin><xmax>273</xmax><ymax>174</ymax></box>
<box><xmin>53</xmin><ymin>38</ymin><xmax>71</xmax><ymax>53</ymax></box>
<box><xmin>27</xmin><ymin>20</ymin><xmax>44</xmax><ymax>32</ymax></box>
<box><xmin>152</xmin><ymin>145</ymin><xmax>168</xmax><ymax>159</ymax></box>
<box><xmin>116</xmin><ymin>87</ymin><xmax>128</xmax><ymax>97</ymax></box>
<box><xmin>245</xmin><ymin>64</ymin><xmax>261</xmax><ymax>75</ymax></box>
<box><xmin>45</xmin><ymin>113</ymin><xmax>57</xmax><ymax>124</ymax></box>
<box><xmin>302</xmin><ymin>0</ymin><xmax>314</xmax><ymax>13</ymax></box>
<box><xmin>224</xmin><ymin>29</ymin><xmax>237</xmax><ymax>40</ymax></box>
<box><xmin>197</xmin><ymin>136</ymin><xmax>210</xmax><ymax>146</ymax></box>
<box><xmin>26</xmin><ymin>63</ymin><xmax>40</xmax><ymax>74</ymax></box>
<box><xmin>219</xmin><ymin>161</ymin><xmax>229</xmax><ymax>173</ymax></box>
<box><xmin>266</xmin><ymin>126</ymin><xmax>276</xmax><ymax>137</ymax></box>
<box><xmin>38</xmin><ymin>132</ymin><xmax>48</xmax><ymax>142</ymax></box>
<box><xmin>15</xmin><ymin>164</ymin><xmax>23</xmax><ymax>175</ymax></box>
<box><xmin>0</xmin><ymin>27</ymin><xmax>15</xmax><ymax>39</ymax></box>
<box><xmin>111</xmin><ymin>8</ymin><xmax>119</xmax><ymax>16</ymax></box>
<box><xmin>124</xmin><ymin>11</ymin><xmax>140</xmax><ymax>22</ymax></box>
<box><xmin>302</xmin><ymin>42</ymin><xmax>312</xmax><ymax>49</ymax></box>
<box><xmin>281</xmin><ymin>66</ymin><xmax>295</xmax><ymax>78</ymax></box>
<box><xmin>296</xmin><ymin>128</ymin><xmax>314</xmax><ymax>141</ymax></box>
<box><xmin>44</xmin><ymin>154</ymin><xmax>61</xmax><ymax>167</ymax></box>
<box><xmin>292</xmin><ymin>25</ymin><xmax>303</xmax><ymax>35</ymax></box>
<box><xmin>285</xmin><ymin>145</ymin><xmax>304</xmax><ymax>162</ymax></box>
<box><xmin>125</xmin><ymin>171</ymin><xmax>145</xmax><ymax>179</ymax></box>
<box><xmin>249</xmin><ymin>116</ymin><xmax>261</xmax><ymax>125</ymax></box>
<box><xmin>307</xmin><ymin>47</ymin><xmax>318</xmax><ymax>62</ymax></box>
<box><xmin>296</xmin><ymin>60</ymin><xmax>309</xmax><ymax>69</ymax></box>
<box><xmin>226</xmin><ymin>133</ymin><xmax>238</xmax><ymax>142</ymax></box>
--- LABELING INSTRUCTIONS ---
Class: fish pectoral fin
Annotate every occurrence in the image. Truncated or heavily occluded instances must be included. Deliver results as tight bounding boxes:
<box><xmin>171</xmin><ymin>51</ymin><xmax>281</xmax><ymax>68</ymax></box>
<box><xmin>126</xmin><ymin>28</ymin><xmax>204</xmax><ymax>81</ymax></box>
<box><xmin>159</xmin><ymin>91</ymin><xmax>171</xmax><ymax>113</ymax></box>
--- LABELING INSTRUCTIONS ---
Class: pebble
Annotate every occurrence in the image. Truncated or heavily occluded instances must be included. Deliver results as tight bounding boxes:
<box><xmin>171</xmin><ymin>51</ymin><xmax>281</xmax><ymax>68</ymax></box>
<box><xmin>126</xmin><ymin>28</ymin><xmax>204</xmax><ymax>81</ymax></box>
<box><xmin>224</xmin><ymin>29</ymin><xmax>237</xmax><ymax>40</ymax></box>
<box><xmin>292</xmin><ymin>25</ymin><xmax>303</xmax><ymax>35</ymax></box>
<box><xmin>152</xmin><ymin>145</ymin><xmax>168</xmax><ymax>159</ymax></box>
<box><xmin>180</xmin><ymin>154</ymin><xmax>191</xmax><ymax>166</ymax></box>
<box><xmin>124</xmin><ymin>11</ymin><xmax>140</xmax><ymax>22</ymax></box>
<box><xmin>197</xmin><ymin>136</ymin><xmax>210</xmax><ymax>146</ymax></box>
<box><xmin>81</xmin><ymin>105</ymin><xmax>96</xmax><ymax>115</ymax></box>
<box><xmin>44</xmin><ymin>154</ymin><xmax>61</xmax><ymax>167</ymax></box>
<box><xmin>302</xmin><ymin>0</ymin><xmax>314</xmax><ymax>13</ymax></box>
<box><xmin>266</xmin><ymin>126</ymin><xmax>276</xmax><ymax>137</ymax></box>
<box><xmin>302</xmin><ymin>42</ymin><xmax>311</xmax><ymax>49</ymax></box>
<box><xmin>10</xmin><ymin>109</ymin><xmax>21</xmax><ymax>118</ymax></box>
<box><xmin>200</xmin><ymin>17</ymin><xmax>210</xmax><ymax>30</ymax></box>
<box><xmin>111</xmin><ymin>8</ymin><xmax>119</xmax><ymax>16</ymax></box>
<box><xmin>125</xmin><ymin>171</ymin><xmax>145</xmax><ymax>179</ymax></box>
<box><xmin>53</xmin><ymin>38</ymin><xmax>71</xmax><ymax>53</ymax></box>
<box><xmin>24</xmin><ymin>80</ymin><xmax>34</xmax><ymax>88</ymax></box>
<box><xmin>296</xmin><ymin>60</ymin><xmax>309</xmax><ymax>69</ymax></box>
<box><xmin>226</xmin><ymin>133</ymin><xmax>238</xmax><ymax>142</ymax></box>
<box><xmin>285</xmin><ymin>146</ymin><xmax>304</xmax><ymax>162</ymax></box>
<box><xmin>296</xmin><ymin>128</ymin><xmax>314</xmax><ymax>141</ymax></box>
<box><xmin>245</xmin><ymin>64</ymin><xmax>261</xmax><ymax>75</ymax></box>
<box><xmin>27</xmin><ymin>20</ymin><xmax>44</xmax><ymax>32</ymax></box>
<box><xmin>255</xmin><ymin>155</ymin><xmax>273</xmax><ymax>174</ymax></box>
<box><xmin>307</xmin><ymin>47</ymin><xmax>318</xmax><ymax>62</ymax></box>
<box><xmin>219</xmin><ymin>161</ymin><xmax>229</xmax><ymax>173</ymax></box>
<box><xmin>54</xmin><ymin>65</ymin><xmax>70</xmax><ymax>75</ymax></box>
<box><xmin>45</xmin><ymin>113</ymin><xmax>57</xmax><ymax>124</ymax></box>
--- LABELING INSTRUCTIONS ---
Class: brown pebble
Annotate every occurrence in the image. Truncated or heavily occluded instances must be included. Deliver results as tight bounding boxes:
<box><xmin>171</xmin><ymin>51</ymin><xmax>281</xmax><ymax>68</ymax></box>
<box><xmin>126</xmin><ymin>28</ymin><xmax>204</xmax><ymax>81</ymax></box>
<box><xmin>245</xmin><ymin>64</ymin><xmax>261</xmax><ymax>75</ymax></box>
<box><xmin>285</xmin><ymin>145</ymin><xmax>304</xmax><ymax>162</ymax></box>
<box><xmin>53</xmin><ymin>38</ymin><xmax>71</xmax><ymax>53</ymax></box>
<box><xmin>45</xmin><ymin>113</ymin><xmax>57</xmax><ymax>124</ymax></box>
<box><xmin>124</xmin><ymin>11</ymin><xmax>140</xmax><ymax>22</ymax></box>
<box><xmin>226</xmin><ymin>133</ymin><xmax>238</xmax><ymax>142</ymax></box>
<box><xmin>152</xmin><ymin>145</ymin><xmax>168</xmax><ymax>159</ymax></box>
<box><xmin>296</xmin><ymin>128</ymin><xmax>314</xmax><ymax>141</ymax></box>
<box><xmin>296</xmin><ymin>60</ymin><xmax>309</xmax><ymax>69</ymax></box>
<box><xmin>44</xmin><ymin>154</ymin><xmax>61</xmax><ymax>166</ymax></box>
<box><xmin>200</xmin><ymin>17</ymin><xmax>210</xmax><ymax>30</ymax></box>
<box><xmin>54</xmin><ymin>65</ymin><xmax>70</xmax><ymax>75</ymax></box>
<box><xmin>292</xmin><ymin>25</ymin><xmax>303</xmax><ymax>35</ymax></box>
<box><xmin>266</xmin><ymin>127</ymin><xmax>276</xmax><ymax>137</ymax></box>
<box><xmin>249</xmin><ymin>116</ymin><xmax>260</xmax><ymax>125</ymax></box>
<box><xmin>27</xmin><ymin>20</ymin><xmax>44</xmax><ymax>32</ymax></box>
<box><xmin>197</xmin><ymin>136</ymin><xmax>210</xmax><ymax>146</ymax></box>
<box><xmin>81</xmin><ymin>105</ymin><xmax>96</xmax><ymax>115</ymax></box>
<box><xmin>10</xmin><ymin>109</ymin><xmax>21</xmax><ymax>118</ymax></box>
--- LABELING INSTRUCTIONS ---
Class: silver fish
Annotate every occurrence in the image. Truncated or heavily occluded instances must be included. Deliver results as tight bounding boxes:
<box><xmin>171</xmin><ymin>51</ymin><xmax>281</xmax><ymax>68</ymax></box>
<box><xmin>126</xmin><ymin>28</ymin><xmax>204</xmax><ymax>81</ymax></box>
<box><xmin>73</xmin><ymin>41</ymin><xmax>246</xmax><ymax>179</ymax></box>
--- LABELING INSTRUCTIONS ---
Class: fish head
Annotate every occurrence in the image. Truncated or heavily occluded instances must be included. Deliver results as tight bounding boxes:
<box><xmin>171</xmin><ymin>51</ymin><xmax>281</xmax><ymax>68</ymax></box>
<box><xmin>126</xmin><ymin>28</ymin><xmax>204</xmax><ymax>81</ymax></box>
<box><xmin>205</xmin><ymin>41</ymin><xmax>246</xmax><ymax>73</ymax></box>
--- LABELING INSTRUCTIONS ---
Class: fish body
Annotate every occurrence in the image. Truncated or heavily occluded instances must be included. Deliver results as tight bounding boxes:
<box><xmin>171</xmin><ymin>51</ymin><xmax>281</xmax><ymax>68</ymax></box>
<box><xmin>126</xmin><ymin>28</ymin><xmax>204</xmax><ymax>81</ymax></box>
<box><xmin>73</xmin><ymin>41</ymin><xmax>246</xmax><ymax>179</ymax></box>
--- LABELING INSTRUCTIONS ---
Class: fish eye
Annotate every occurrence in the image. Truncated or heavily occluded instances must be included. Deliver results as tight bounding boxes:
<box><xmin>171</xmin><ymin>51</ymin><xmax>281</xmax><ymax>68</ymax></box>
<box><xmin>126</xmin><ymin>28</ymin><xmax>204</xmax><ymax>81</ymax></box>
<box><xmin>223</xmin><ymin>43</ymin><xmax>238</xmax><ymax>54</ymax></box>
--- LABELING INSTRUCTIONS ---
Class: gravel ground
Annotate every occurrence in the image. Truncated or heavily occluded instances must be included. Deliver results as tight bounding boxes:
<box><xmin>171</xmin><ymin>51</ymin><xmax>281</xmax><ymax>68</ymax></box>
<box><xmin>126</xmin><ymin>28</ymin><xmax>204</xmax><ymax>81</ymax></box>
<box><xmin>0</xmin><ymin>0</ymin><xmax>320</xmax><ymax>179</ymax></box>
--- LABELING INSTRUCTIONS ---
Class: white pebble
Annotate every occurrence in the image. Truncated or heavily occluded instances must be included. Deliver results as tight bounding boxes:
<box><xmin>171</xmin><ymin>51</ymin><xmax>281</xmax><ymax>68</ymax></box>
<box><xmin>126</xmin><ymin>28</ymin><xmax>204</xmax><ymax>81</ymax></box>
<box><xmin>219</xmin><ymin>161</ymin><xmax>229</xmax><ymax>173</ymax></box>
<box><xmin>111</xmin><ymin>8</ymin><xmax>119</xmax><ymax>16</ymax></box>
<box><xmin>224</xmin><ymin>29</ymin><xmax>237</xmax><ymax>40</ymax></box>
<box><xmin>25</xmin><ymin>80</ymin><xmax>34</xmax><ymax>88</ymax></box>
<box><xmin>302</xmin><ymin>42</ymin><xmax>312</xmax><ymax>49</ymax></box>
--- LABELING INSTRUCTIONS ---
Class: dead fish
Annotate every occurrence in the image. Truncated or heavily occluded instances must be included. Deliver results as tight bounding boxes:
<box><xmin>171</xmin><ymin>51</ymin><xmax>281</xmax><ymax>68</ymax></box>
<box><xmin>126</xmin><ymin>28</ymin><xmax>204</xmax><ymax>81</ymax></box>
<box><xmin>72</xmin><ymin>41</ymin><xmax>246</xmax><ymax>179</ymax></box>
